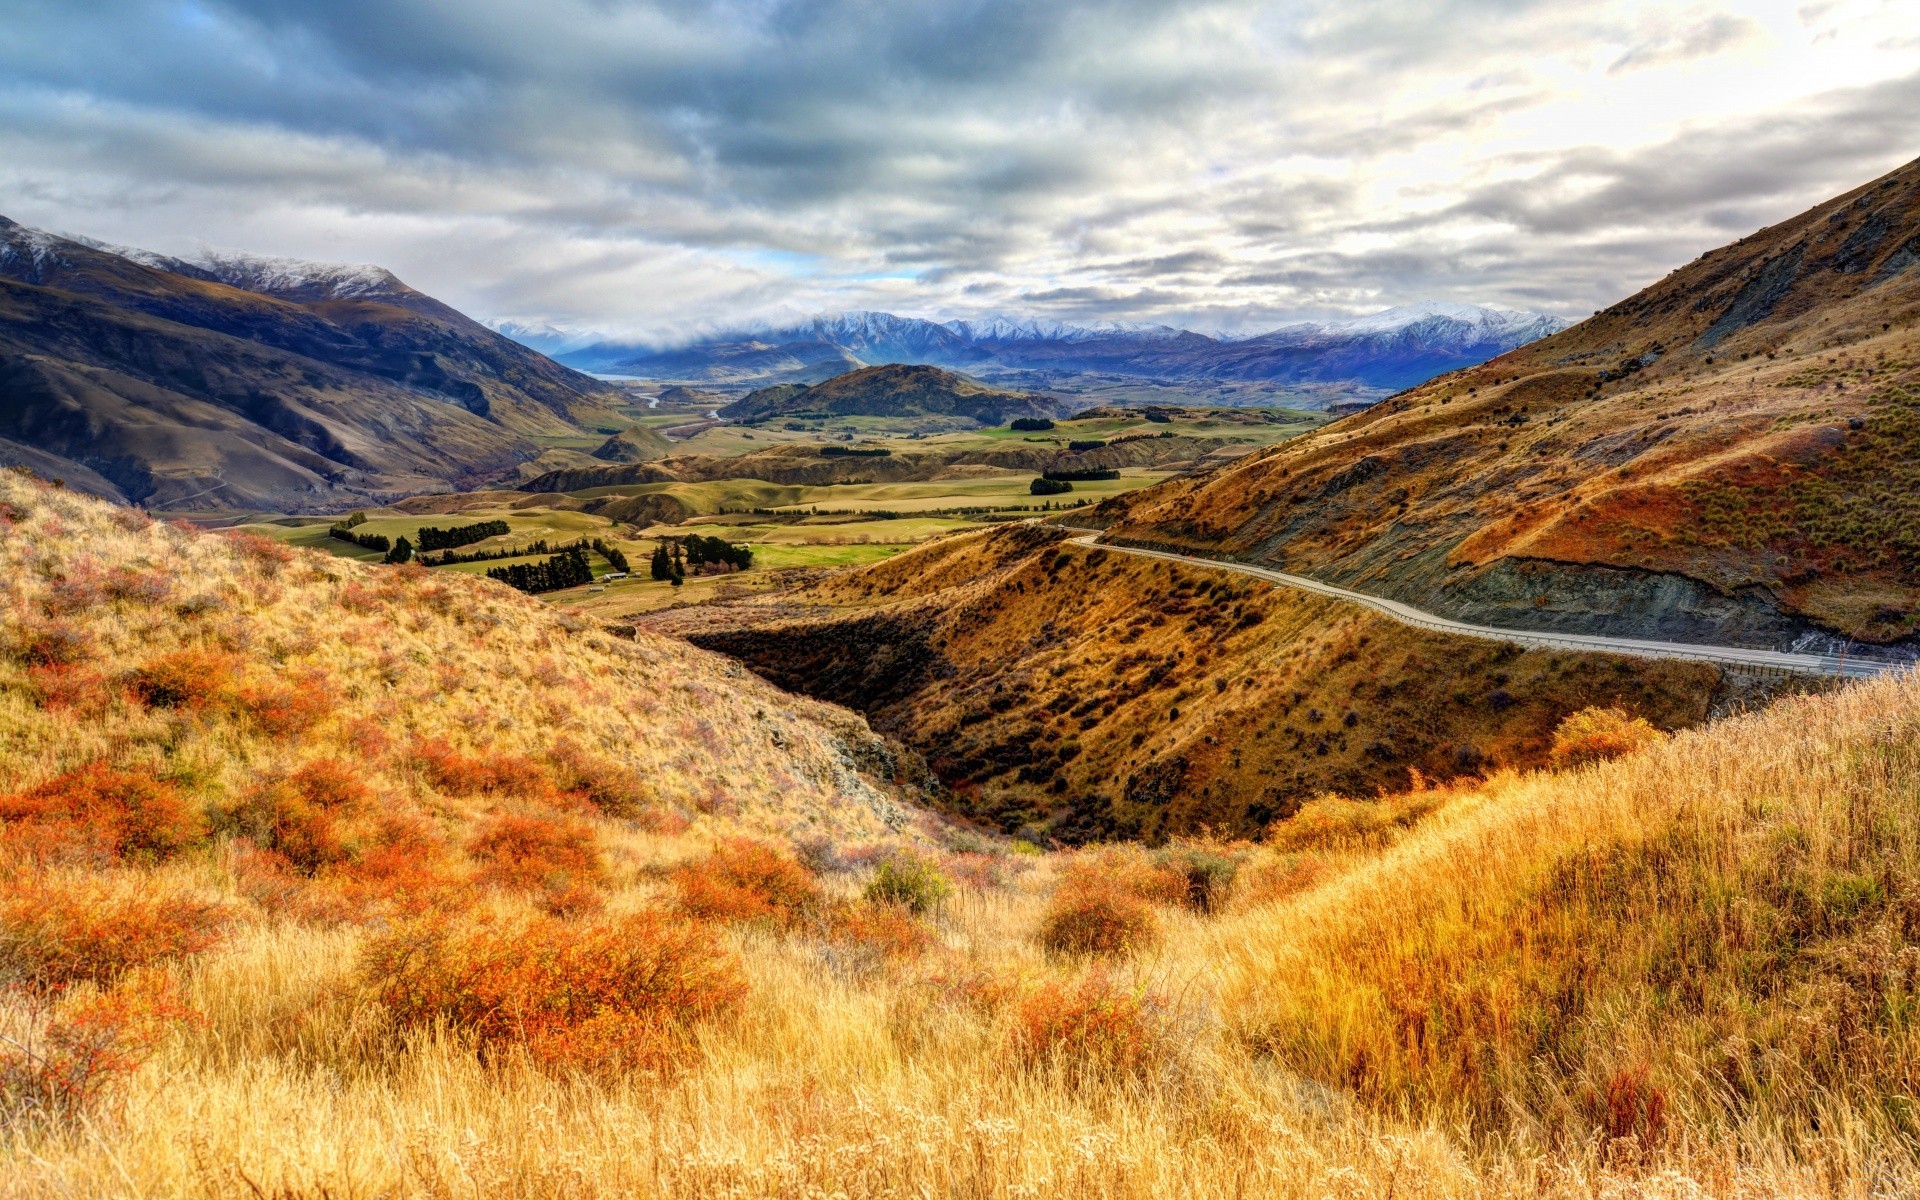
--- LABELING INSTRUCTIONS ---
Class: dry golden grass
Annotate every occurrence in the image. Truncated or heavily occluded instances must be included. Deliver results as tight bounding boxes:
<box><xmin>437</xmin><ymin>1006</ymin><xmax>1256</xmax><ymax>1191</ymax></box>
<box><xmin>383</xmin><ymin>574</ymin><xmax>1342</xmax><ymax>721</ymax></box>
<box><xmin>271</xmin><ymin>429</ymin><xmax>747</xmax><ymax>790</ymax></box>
<box><xmin>5</xmin><ymin>469</ymin><xmax>1920</xmax><ymax>1197</ymax></box>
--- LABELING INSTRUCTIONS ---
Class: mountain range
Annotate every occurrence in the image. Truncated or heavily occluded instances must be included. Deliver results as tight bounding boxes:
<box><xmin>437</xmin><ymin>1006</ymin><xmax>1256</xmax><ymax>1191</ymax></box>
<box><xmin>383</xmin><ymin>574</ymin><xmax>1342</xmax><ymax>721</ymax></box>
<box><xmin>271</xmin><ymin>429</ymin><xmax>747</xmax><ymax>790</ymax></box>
<box><xmin>0</xmin><ymin>219</ymin><xmax>622</xmax><ymax>509</ymax></box>
<box><xmin>544</xmin><ymin>302</ymin><xmax>1570</xmax><ymax>402</ymax></box>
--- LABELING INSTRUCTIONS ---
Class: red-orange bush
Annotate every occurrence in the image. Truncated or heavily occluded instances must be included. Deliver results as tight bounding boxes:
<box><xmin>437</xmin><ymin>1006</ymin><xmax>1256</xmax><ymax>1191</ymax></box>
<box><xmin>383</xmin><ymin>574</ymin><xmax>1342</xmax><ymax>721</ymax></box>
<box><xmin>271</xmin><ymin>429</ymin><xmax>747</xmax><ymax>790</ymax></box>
<box><xmin>415</xmin><ymin>738</ymin><xmax>552</xmax><ymax>798</ymax></box>
<box><xmin>1551</xmin><ymin>706</ymin><xmax>1666</xmax><ymax>767</ymax></box>
<box><xmin>1010</xmin><ymin>970</ymin><xmax>1170</xmax><ymax>1078</ymax></box>
<box><xmin>1035</xmin><ymin>884</ymin><xmax>1160</xmax><ymax>959</ymax></box>
<box><xmin>0</xmin><ymin>973</ymin><xmax>197</xmax><ymax>1125</ymax></box>
<box><xmin>0</xmin><ymin>764</ymin><xmax>204</xmax><ymax>864</ymax></box>
<box><xmin>238</xmin><ymin>674</ymin><xmax>336</xmax><ymax>738</ymax></box>
<box><xmin>25</xmin><ymin>664</ymin><xmax>115</xmax><ymax>716</ymax></box>
<box><xmin>354</xmin><ymin>910</ymin><xmax>745</xmax><ymax>1073</ymax></box>
<box><xmin>342</xmin><ymin>717</ymin><xmax>394</xmax><ymax>760</ymax></box>
<box><xmin>829</xmin><ymin>903</ymin><xmax>935</xmax><ymax>961</ymax></box>
<box><xmin>127</xmin><ymin>649</ymin><xmax>236</xmax><ymax>711</ymax></box>
<box><xmin>0</xmin><ymin>877</ymin><xmax>231</xmax><ymax>993</ymax></box>
<box><xmin>673</xmin><ymin>839</ymin><xmax>822</xmax><ymax>927</ymax></box>
<box><xmin>466</xmin><ymin>811</ymin><xmax>605</xmax><ymax>895</ymax></box>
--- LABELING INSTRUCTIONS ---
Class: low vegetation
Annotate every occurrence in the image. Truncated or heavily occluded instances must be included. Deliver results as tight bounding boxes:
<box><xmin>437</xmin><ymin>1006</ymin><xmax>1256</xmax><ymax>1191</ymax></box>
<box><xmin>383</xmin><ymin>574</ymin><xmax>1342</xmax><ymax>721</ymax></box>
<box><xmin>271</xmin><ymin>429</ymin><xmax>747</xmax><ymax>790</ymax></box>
<box><xmin>668</xmin><ymin>523</ymin><xmax>1741</xmax><ymax>842</ymax></box>
<box><xmin>8</xmin><ymin>468</ymin><xmax>1920</xmax><ymax>1196</ymax></box>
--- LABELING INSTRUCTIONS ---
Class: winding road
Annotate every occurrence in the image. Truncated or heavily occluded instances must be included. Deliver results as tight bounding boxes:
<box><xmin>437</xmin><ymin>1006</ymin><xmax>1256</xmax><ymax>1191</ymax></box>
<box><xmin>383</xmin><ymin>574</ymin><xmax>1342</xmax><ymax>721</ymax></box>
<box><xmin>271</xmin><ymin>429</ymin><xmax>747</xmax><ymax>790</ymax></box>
<box><xmin>1066</xmin><ymin>533</ymin><xmax>1900</xmax><ymax>680</ymax></box>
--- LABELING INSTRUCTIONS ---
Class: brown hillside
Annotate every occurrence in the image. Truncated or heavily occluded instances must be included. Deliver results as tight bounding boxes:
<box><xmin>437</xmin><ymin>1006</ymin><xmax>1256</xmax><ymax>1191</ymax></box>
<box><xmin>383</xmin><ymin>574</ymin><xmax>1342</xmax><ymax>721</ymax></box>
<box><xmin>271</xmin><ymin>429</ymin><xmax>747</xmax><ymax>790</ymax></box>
<box><xmin>653</xmin><ymin>523</ymin><xmax>1735</xmax><ymax>842</ymax></box>
<box><xmin>1096</xmin><ymin>157</ymin><xmax>1920</xmax><ymax>646</ymax></box>
<box><xmin>718</xmin><ymin>363</ymin><xmax>1057</xmax><ymax>425</ymax></box>
<box><xmin>0</xmin><ymin>219</ymin><xmax>623</xmax><ymax>509</ymax></box>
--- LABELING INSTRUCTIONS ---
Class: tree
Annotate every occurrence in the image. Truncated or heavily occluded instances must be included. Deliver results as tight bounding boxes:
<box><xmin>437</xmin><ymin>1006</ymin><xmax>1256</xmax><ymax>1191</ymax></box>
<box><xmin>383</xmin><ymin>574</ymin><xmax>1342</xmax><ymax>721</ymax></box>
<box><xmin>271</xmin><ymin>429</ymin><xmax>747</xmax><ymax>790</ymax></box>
<box><xmin>650</xmin><ymin>545</ymin><xmax>673</xmax><ymax>582</ymax></box>
<box><xmin>384</xmin><ymin>536</ymin><xmax>414</xmax><ymax>564</ymax></box>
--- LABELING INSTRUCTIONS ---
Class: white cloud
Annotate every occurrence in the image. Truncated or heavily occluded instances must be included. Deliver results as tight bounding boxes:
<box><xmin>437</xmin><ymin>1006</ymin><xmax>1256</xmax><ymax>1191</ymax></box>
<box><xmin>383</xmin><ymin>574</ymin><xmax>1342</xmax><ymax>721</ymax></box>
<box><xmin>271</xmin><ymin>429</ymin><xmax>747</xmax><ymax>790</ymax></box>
<box><xmin>0</xmin><ymin>0</ymin><xmax>1914</xmax><ymax>338</ymax></box>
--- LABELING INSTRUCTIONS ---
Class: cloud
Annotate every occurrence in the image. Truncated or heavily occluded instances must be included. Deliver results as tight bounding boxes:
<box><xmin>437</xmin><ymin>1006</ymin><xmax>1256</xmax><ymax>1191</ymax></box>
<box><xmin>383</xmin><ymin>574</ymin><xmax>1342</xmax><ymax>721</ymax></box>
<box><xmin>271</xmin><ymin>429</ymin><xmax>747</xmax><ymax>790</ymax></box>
<box><xmin>1607</xmin><ymin>12</ymin><xmax>1761</xmax><ymax>75</ymax></box>
<box><xmin>0</xmin><ymin>0</ymin><xmax>1915</xmax><ymax>337</ymax></box>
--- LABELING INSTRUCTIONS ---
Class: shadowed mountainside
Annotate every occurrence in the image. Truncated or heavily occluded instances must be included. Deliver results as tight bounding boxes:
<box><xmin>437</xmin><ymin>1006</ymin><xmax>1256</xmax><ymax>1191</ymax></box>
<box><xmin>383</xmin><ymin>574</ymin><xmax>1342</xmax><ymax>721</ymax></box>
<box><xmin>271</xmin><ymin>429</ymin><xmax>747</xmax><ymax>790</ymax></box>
<box><xmin>0</xmin><ymin>219</ymin><xmax>624</xmax><ymax>509</ymax></box>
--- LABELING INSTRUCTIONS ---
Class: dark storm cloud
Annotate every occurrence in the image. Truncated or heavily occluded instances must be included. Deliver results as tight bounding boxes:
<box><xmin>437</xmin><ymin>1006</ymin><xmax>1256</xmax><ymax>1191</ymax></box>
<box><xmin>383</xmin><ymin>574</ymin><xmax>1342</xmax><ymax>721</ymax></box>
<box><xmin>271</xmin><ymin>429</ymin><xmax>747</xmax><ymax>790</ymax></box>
<box><xmin>0</xmin><ymin>0</ymin><xmax>1916</xmax><ymax>335</ymax></box>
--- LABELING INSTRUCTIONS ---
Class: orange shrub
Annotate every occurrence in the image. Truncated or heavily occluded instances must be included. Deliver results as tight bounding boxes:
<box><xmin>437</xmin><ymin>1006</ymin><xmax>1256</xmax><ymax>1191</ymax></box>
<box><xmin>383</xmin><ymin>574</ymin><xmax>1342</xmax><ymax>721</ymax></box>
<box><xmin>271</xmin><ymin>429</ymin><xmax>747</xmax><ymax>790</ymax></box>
<box><xmin>354</xmin><ymin>910</ymin><xmax>745</xmax><ymax>1073</ymax></box>
<box><xmin>414</xmin><ymin>738</ymin><xmax>552</xmax><ymax>798</ymax></box>
<box><xmin>126</xmin><ymin>649</ymin><xmax>236</xmax><ymax>712</ymax></box>
<box><xmin>0</xmin><ymin>763</ymin><xmax>204</xmax><ymax>864</ymax></box>
<box><xmin>1551</xmin><ymin>706</ymin><xmax>1666</xmax><ymax>767</ymax></box>
<box><xmin>238</xmin><ymin>674</ymin><xmax>336</xmax><ymax>738</ymax></box>
<box><xmin>286</xmin><ymin>758</ymin><xmax>374</xmax><ymax>811</ymax></box>
<box><xmin>342</xmin><ymin>717</ymin><xmax>394</xmax><ymax>760</ymax></box>
<box><xmin>1010</xmin><ymin>970</ymin><xmax>1170</xmax><ymax>1078</ymax></box>
<box><xmin>25</xmin><ymin>664</ymin><xmax>115</xmax><ymax>716</ymax></box>
<box><xmin>1035</xmin><ymin>884</ymin><xmax>1160</xmax><ymax>959</ymax></box>
<box><xmin>673</xmin><ymin>839</ymin><xmax>822</xmax><ymax>927</ymax></box>
<box><xmin>0</xmin><ymin>876</ymin><xmax>231</xmax><ymax>993</ymax></box>
<box><xmin>0</xmin><ymin>973</ymin><xmax>196</xmax><ymax>1125</ymax></box>
<box><xmin>466</xmin><ymin>812</ymin><xmax>605</xmax><ymax>895</ymax></box>
<box><xmin>829</xmin><ymin>903</ymin><xmax>936</xmax><ymax>962</ymax></box>
<box><xmin>230</xmin><ymin>786</ymin><xmax>350</xmax><ymax>876</ymax></box>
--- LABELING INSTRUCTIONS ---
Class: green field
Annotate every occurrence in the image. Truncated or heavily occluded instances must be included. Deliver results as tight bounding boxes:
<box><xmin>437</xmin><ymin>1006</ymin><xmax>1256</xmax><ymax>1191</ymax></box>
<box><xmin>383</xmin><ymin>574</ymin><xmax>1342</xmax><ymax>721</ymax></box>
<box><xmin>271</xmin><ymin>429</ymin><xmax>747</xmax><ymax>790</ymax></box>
<box><xmin>227</xmin><ymin>400</ymin><xmax>1324</xmax><ymax>618</ymax></box>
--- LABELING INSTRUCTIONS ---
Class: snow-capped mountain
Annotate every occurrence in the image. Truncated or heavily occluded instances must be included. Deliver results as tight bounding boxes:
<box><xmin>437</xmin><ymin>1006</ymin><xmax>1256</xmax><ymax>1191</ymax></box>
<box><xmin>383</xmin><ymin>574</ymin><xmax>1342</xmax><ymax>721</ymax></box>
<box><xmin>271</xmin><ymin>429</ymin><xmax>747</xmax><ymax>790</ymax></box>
<box><xmin>551</xmin><ymin>303</ymin><xmax>1570</xmax><ymax>402</ymax></box>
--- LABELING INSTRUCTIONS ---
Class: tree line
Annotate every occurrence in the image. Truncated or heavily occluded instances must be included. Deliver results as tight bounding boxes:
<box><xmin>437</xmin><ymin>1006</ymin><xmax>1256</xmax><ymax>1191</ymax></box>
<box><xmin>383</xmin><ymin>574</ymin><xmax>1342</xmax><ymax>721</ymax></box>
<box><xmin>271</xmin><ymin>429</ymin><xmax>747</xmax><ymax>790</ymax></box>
<box><xmin>416</xmin><ymin>520</ymin><xmax>510</xmax><ymax>552</ymax></box>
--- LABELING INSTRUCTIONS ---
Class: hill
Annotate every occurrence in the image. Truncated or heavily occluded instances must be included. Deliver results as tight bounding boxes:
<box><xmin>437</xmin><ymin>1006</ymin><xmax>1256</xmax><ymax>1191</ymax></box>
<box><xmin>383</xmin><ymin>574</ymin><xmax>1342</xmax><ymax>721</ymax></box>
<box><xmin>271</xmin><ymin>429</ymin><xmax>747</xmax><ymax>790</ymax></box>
<box><xmin>1093</xmin><ymin>157</ymin><xmax>1920</xmax><ymax>650</ymax></box>
<box><xmin>717</xmin><ymin>364</ymin><xmax>1058</xmax><ymax>425</ymax></box>
<box><xmin>650</xmin><ymin>523</ymin><xmax>1744</xmax><ymax>842</ymax></box>
<box><xmin>10</xmin><ymin>466</ymin><xmax>1920</xmax><ymax>1195</ymax></box>
<box><xmin>560</xmin><ymin>305</ymin><xmax>1568</xmax><ymax>403</ymax></box>
<box><xmin>588</xmin><ymin>424</ymin><xmax>675</xmax><ymax>463</ymax></box>
<box><xmin>0</xmin><ymin>219</ymin><xmax>624</xmax><ymax>509</ymax></box>
<box><xmin>517</xmin><ymin>429</ymin><xmax>1234</xmax><ymax>498</ymax></box>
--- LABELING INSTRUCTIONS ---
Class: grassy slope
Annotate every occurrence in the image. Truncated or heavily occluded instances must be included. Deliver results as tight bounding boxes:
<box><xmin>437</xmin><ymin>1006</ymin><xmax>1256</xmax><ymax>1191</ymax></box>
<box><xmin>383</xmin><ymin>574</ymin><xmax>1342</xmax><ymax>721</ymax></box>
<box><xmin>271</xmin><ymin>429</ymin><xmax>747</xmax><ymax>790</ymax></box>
<box><xmin>5</xmin><ymin>470</ymin><xmax>1920</xmax><ymax>1195</ymax></box>
<box><xmin>1098</xmin><ymin>157</ymin><xmax>1920</xmax><ymax>641</ymax></box>
<box><xmin>660</xmin><ymin>524</ymin><xmax>1731</xmax><ymax>841</ymax></box>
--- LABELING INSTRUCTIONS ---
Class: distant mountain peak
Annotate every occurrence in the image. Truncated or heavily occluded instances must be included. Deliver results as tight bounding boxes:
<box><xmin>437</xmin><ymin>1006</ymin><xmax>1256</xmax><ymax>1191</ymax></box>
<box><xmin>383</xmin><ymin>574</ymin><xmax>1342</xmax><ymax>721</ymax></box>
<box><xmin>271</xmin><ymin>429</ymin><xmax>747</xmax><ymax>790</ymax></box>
<box><xmin>560</xmin><ymin>300</ymin><xmax>1571</xmax><ymax>401</ymax></box>
<box><xmin>187</xmin><ymin>249</ymin><xmax>403</xmax><ymax>301</ymax></box>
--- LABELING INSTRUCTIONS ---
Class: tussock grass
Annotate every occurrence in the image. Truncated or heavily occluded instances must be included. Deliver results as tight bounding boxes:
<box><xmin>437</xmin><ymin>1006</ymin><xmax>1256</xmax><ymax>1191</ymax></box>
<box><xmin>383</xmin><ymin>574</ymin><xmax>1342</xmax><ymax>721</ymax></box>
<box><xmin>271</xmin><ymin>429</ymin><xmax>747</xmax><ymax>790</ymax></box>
<box><xmin>5</xmin><ymin>470</ymin><xmax>1920</xmax><ymax>1195</ymax></box>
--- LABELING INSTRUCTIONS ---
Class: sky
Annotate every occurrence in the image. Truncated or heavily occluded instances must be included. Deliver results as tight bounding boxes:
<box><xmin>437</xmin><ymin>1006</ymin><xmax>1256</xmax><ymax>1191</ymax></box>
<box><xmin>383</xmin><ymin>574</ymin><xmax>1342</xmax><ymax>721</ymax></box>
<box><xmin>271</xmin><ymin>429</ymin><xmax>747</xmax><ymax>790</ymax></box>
<box><xmin>1</xmin><ymin>0</ymin><xmax>1917</xmax><ymax>343</ymax></box>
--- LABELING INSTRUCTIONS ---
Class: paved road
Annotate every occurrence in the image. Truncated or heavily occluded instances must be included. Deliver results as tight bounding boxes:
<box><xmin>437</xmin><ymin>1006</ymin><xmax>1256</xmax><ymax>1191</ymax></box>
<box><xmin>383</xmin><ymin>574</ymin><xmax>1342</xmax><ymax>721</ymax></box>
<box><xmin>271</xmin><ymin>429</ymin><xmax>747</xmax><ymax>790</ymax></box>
<box><xmin>1066</xmin><ymin>533</ymin><xmax>1900</xmax><ymax>680</ymax></box>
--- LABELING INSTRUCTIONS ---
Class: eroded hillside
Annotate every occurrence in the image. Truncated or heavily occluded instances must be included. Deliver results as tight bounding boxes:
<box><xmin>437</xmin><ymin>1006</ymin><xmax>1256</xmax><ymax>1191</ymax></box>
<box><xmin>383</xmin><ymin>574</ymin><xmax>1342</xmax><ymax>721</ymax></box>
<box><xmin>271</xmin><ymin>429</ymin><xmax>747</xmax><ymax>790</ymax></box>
<box><xmin>652</xmin><ymin>523</ymin><xmax>1732</xmax><ymax>842</ymax></box>
<box><xmin>1096</xmin><ymin>157</ymin><xmax>1920</xmax><ymax>648</ymax></box>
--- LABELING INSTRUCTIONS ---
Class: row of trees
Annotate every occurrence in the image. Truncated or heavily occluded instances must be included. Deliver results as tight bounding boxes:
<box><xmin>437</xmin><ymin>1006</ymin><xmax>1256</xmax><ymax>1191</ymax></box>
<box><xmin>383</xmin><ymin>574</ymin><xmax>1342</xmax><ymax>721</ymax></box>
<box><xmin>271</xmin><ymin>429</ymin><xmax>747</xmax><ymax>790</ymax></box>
<box><xmin>416</xmin><ymin>520</ymin><xmax>510</xmax><ymax>552</ymax></box>
<box><xmin>328</xmin><ymin>512</ymin><xmax>392</xmax><ymax>553</ymax></box>
<box><xmin>649</xmin><ymin>535</ymin><xmax>752</xmax><ymax>584</ymax></box>
<box><xmin>487</xmin><ymin>546</ymin><xmax>595</xmax><ymax>594</ymax></box>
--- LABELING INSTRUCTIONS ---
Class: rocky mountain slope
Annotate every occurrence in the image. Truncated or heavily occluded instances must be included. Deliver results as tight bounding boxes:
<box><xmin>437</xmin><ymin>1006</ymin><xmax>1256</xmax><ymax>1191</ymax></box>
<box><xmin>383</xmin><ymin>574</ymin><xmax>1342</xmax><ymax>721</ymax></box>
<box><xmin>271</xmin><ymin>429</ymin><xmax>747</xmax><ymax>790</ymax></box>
<box><xmin>1093</xmin><ymin>157</ymin><xmax>1920</xmax><ymax>650</ymax></box>
<box><xmin>0</xmin><ymin>220</ymin><xmax>624</xmax><ymax>509</ymax></box>
<box><xmin>718</xmin><ymin>364</ymin><xmax>1058</xmax><ymax>425</ymax></box>
<box><xmin>556</xmin><ymin>305</ymin><xmax>1568</xmax><ymax>399</ymax></box>
<box><xmin>649</xmin><ymin>523</ymin><xmax>1736</xmax><ymax>842</ymax></box>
